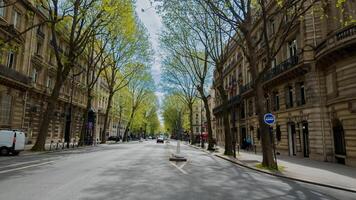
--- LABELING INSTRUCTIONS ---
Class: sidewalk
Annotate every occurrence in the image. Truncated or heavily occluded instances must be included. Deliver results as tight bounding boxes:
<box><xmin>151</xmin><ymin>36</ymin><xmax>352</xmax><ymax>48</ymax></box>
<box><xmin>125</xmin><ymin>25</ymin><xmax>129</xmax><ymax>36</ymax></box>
<box><xmin>190</xmin><ymin>144</ymin><xmax>356</xmax><ymax>193</ymax></box>
<box><xmin>21</xmin><ymin>143</ymin><xmax>102</xmax><ymax>156</ymax></box>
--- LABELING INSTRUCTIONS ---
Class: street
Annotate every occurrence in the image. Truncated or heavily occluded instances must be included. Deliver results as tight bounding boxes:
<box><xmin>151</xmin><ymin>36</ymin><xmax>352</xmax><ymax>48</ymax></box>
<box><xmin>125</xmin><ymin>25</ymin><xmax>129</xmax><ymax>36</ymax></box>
<box><xmin>0</xmin><ymin>141</ymin><xmax>355</xmax><ymax>200</ymax></box>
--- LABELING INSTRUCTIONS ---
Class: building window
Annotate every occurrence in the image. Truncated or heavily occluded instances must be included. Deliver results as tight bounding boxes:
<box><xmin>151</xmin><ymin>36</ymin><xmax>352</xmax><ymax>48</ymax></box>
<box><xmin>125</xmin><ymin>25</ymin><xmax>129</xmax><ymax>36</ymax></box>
<box><xmin>273</xmin><ymin>91</ymin><xmax>280</xmax><ymax>111</ymax></box>
<box><xmin>248</xmin><ymin>99</ymin><xmax>253</xmax><ymax>117</ymax></box>
<box><xmin>270</xmin><ymin>19</ymin><xmax>275</xmax><ymax>35</ymax></box>
<box><xmin>0</xmin><ymin>93</ymin><xmax>12</xmax><ymax>125</ymax></box>
<box><xmin>32</xmin><ymin>68</ymin><xmax>38</xmax><ymax>83</ymax></box>
<box><xmin>286</xmin><ymin>86</ymin><xmax>294</xmax><ymax>109</ymax></box>
<box><xmin>296</xmin><ymin>82</ymin><xmax>306</xmax><ymax>106</ymax></box>
<box><xmin>36</xmin><ymin>41</ymin><xmax>43</xmax><ymax>55</ymax></box>
<box><xmin>6</xmin><ymin>52</ymin><xmax>15</xmax><ymax>69</ymax></box>
<box><xmin>288</xmin><ymin>39</ymin><xmax>297</xmax><ymax>58</ymax></box>
<box><xmin>240</xmin><ymin>102</ymin><xmax>245</xmax><ymax>119</ymax></box>
<box><xmin>0</xmin><ymin>0</ymin><xmax>5</xmax><ymax>17</ymax></box>
<box><xmin>46</xmin><ymin>77</ymin><xmax>53</xmax><ymax>88</ymax></box>
<box><xmin>12</xmin><ymin>9</ymin><xmax>21</xmax><ymax>29</ymax></box>
<box><xmin>276</xmin><ymin>125</ymin><xmax>281</xmax><ymax>141</ymax></box>
<box><xmin>265</xmin><ymin>95</ymin><xmax>270</xmax><ymax>112</ymax></box>
<box><xmin>271</xmin><ymin>58</ymin><xmax>277</xmax><ymax>68</ymax></box>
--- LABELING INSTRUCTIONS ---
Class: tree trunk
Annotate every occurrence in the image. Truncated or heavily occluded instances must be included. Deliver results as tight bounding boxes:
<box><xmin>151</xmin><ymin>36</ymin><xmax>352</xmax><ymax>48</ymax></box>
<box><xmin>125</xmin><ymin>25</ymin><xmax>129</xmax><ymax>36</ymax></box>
<box><xmin>216</xmin><ymin>84</ymin><xmax>233</xmax><ymax>155</ymax></box>
<box><xmin>101</xmin><ymin>91</ymin><xmax>114</xmax><ymax>144</ymax></box>
<box><xmin>188</xmin><ymin>103</ymin><xmax>195</xmax><ymax>145</ymax></box>
<box><xmin>201</xmin><ymin>95</ymin><xmax>214</xmax><ymax>150</ymax></box>
<box><xmin>123</xmin><ymin>108</ymin><xmax>135</xmax><ymax>142</ymax></box>
<box><xmin>31</xmin><ymin>77</ymin><xmax>63</xmax><ymax>151</ymax></box>
<box><xmin>80</xmin><ymin>89</ymin><xmax>93</xmax><ymax>145</ymax></box>
<box><xmin>255</xmin><ymin>83</ymin><xmax>276</xmax><ymax>168</ymax></box>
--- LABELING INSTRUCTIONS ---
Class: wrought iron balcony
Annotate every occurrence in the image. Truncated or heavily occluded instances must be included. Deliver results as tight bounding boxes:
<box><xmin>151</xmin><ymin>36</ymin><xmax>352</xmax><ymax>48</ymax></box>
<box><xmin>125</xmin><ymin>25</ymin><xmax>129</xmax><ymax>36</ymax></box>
<box><xmin>213</xmin><ymin>94</ymin><xmax>241</xmax><ymax>115</ymax></box>
<box><xmin>0</xmin><ymin>64</ymin><xmax>31</xmax><ymax>87</ymax></box>
<box><xmin>239</xmin><ymin>82</ymin><xmax>253</xmax><ymax>95</ymax></box>
<box><xmin>262</xmin><ymin>55</ymin><xmax>299</xmax><ymax>82</ymax></box>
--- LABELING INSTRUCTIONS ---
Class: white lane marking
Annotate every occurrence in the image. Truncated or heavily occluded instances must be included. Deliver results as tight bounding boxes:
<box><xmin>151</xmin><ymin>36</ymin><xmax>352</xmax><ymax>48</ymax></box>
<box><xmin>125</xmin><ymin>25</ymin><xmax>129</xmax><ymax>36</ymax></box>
<box><xmin>0</xmin><ymin>161</ymin><xmax>54</xmax><ymax>174</ymax></box>
<box><xmin>169</xmin><ymin>161</ymin><xmax>188</xmax><ymax>175</ymax></box>
<box><xmin>179</xmin><ymin>159</ymin><xmax>189</xmax><ymax>169</ymax></box>
<box><xmin>0</xmin><ymin>159</ymin><xmax>51</xmax><ymax>169</ymax></box>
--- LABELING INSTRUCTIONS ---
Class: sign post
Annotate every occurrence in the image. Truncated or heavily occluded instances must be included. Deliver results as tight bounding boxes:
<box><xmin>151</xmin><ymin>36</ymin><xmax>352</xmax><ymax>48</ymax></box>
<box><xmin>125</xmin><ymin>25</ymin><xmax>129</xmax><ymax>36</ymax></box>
<box><xmin>264</xmin><ymin>113</ymin><xmax>278</xmax><ymax>170</ymax></box>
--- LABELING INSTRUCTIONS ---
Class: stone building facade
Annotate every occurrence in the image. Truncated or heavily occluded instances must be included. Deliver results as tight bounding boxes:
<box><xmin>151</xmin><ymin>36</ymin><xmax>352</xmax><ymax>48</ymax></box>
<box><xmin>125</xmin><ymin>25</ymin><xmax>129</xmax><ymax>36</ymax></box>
<box><xmin>213</xmin><ymin>1</ymin><xmax>356</xmax><ymax>166</ymax></box>
<box><xmin>0</xmin><ymin>0</ymin><xmax>113</xmax><ymax>145</ymax></box>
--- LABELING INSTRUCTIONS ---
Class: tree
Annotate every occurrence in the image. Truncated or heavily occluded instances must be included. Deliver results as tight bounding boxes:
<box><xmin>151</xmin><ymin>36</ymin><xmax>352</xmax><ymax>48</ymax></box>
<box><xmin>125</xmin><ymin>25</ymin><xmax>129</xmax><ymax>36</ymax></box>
<box><xmin>122</xmin><ymin>72</ymin><xmax>156</xmax><ymax>141</ymax></box>
<box><xmin>101</xmin><ymin>20</ymin><xmax>152</xmax><ymax>143</ymax></box>
<box><xmin>130</xmin><ymin>94</ymin><xmax>159</xmax><ymax>137</ymax></box>
<box><xmin>201</xmin><ymin>0</ymin><xmax>320</xmax><ymax>168</ymax></box>
<box><xmin>77</xmin><ymin>32</ymin><xmax>112</xmax><ymax>145</ymax></box>
<box><xmin>162</xmin><ymin>94</ymin><xmax>187</xmax><ymax>139</ymax></box>
<box><xmin>159</xmin><ymin>0</ymin><xmax>230</xmax><ymax>153</ymax></box>
<box><xmin>161</xmin><ymin>56</ymin><xmax>197</xmax><ymax>144</ymax></box>
<box><xmin>32</xmin><ymin>0</ymin><xmax>121</xmax><ymax>151</ymax></box>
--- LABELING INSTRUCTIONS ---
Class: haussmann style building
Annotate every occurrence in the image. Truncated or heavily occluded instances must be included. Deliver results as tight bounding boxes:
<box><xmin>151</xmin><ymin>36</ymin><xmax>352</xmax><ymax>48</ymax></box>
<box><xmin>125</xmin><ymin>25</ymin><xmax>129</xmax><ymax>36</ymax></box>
<box><xmin>213</xmin><ymin>0</ymin><xmax>356</xmax><ymax>167</ymax></box>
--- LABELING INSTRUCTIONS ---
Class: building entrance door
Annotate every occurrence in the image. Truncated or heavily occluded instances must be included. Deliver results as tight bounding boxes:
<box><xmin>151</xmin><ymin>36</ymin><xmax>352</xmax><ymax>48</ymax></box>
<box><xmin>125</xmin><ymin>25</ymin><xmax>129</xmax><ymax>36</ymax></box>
<box><xmin>240</xmin><ymin>127</ymin><xmax>246</xmax><ymax>149</ymax></box>
<box><xmin>302</xmin><ymin>121</ymin><xmax>309</xmax><ymax>157</ymax></box>
<box><xmin>288</xmin><ymin>122</ymin><xmax>296</xmax><ymax>156</ymax></box>
<box><xmin>333</xmin><ymin>119</ymin><xmax>346</xmax><ymax>164</ymax></box>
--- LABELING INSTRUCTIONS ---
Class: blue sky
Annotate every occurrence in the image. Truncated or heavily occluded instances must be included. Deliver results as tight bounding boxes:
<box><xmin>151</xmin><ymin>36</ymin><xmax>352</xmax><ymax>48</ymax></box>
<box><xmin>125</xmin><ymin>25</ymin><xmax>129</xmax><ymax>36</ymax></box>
<box><xmin>135</xmin><ymin>0</ymin><xmax>164</xmax><ymax>121</ymax></box>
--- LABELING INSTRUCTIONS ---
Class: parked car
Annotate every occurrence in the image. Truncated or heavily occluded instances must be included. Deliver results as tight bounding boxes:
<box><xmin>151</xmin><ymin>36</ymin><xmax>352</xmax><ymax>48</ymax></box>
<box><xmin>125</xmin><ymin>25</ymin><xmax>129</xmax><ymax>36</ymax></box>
<box><xmin>156</xmin><ymin>137</ymin><xmax>164</xmax><ymax>143</ymax></box>
<box><xmin>0</xmin><ymin>130</ymin><xmax>26</xmax><ymax>156</ymax></box>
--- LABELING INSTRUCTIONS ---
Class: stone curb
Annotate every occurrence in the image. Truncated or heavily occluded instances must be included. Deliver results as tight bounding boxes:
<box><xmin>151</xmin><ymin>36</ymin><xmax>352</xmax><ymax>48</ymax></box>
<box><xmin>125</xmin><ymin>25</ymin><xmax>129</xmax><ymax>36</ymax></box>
<box><xmin>188</xmin><ymin>144</ymin><xmax>356</xmax><ymax>194</ymax></box>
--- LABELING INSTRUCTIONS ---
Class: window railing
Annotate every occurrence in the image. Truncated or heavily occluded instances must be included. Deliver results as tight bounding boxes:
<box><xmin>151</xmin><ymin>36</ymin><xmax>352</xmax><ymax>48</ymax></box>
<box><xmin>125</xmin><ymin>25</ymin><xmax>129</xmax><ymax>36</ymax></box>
<box><xmin>239</xmin><ymin>82</ymin><xmax>252</xmax><ymax>94</ymax></box>
<box><xmin>262</xmin><ymin>55</ymin><xmax>299</xmax><ymax>82</ymax></box>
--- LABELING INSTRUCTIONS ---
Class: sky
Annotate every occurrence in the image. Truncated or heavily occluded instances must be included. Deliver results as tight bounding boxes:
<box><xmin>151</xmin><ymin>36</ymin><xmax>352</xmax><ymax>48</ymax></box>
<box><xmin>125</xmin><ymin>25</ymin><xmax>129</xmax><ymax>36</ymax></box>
<box><xmin>135</xmin><ymin>0</ymin><xmax>164</xmax><ymax>121</ymax></box>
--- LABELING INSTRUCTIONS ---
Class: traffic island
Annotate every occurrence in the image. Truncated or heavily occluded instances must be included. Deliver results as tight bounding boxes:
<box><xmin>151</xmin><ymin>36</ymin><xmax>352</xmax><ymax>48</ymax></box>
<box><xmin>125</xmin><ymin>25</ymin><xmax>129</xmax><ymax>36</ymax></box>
<box><xmin>169</xmin><ymin>154</ymin><xmax>187</xmax><ymax>162</ymax></box>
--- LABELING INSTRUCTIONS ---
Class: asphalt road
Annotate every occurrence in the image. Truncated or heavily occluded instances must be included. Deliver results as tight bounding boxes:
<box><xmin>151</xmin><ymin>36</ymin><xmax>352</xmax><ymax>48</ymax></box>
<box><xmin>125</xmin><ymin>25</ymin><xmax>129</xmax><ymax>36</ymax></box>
<box><xmin>0</xmin><ymin>141</ymin><xmax>355</xmax><ymax>200</ymax></box>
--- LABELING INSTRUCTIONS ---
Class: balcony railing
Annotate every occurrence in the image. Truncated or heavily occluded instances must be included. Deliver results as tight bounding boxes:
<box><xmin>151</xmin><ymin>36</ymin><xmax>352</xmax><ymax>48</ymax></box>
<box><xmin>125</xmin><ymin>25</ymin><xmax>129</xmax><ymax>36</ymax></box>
<box><xmin>262</xmin><ymin>55</ymin><xmax>299</xmax><ymax>82</ymax></box>
<box><xmin>239</xmin><ymin>82</ymin><xmax>252</xmax><ymax>94</ymax></box>
<box><xmin>316</xmin><ymin>23</ymin><xmax>356</xmax><ymax>55</ymax></box>
<box><xmin>0</xmin><ymin>64</ymin><xmax>31</xmax><ymax>86</ymax></box>
<box><xmin>213</xmin><ymin>94</ymin><xmax>241</xmax><ymax>114</ymax></box>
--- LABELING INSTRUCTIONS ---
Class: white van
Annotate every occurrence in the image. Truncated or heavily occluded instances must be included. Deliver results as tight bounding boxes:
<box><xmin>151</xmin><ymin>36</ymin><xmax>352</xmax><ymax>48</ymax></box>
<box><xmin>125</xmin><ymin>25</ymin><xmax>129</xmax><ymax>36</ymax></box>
<box><xmin>0</xmin><ymin>130</ymin><xmax>26</xmax><ymax>156</ymax></box>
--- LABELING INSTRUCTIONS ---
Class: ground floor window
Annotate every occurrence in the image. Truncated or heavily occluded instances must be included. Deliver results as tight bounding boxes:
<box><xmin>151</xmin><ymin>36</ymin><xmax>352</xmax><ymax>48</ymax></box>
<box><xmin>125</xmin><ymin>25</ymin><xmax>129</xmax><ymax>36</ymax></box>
<box><xmin>0</xmin><ymin>93</ymin><xmax>12</xmax><ymax>125</ymax></box>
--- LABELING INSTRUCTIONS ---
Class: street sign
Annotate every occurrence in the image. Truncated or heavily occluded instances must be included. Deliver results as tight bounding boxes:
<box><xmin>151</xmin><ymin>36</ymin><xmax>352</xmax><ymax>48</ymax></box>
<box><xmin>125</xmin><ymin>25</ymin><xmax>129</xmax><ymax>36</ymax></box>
<box><xmin>264</xmin><ymin>113</ymin><xmax>275</xmax><ymax>125</ymax></box>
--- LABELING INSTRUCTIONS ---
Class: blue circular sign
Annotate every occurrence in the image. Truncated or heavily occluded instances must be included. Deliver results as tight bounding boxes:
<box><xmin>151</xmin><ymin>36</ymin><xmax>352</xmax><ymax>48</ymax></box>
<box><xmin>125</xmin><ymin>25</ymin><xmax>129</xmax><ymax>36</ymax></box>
<box><xmin>264</xmin><ymin>113</ymin><xmax>275</xmax><ymax>125</ymax></box>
